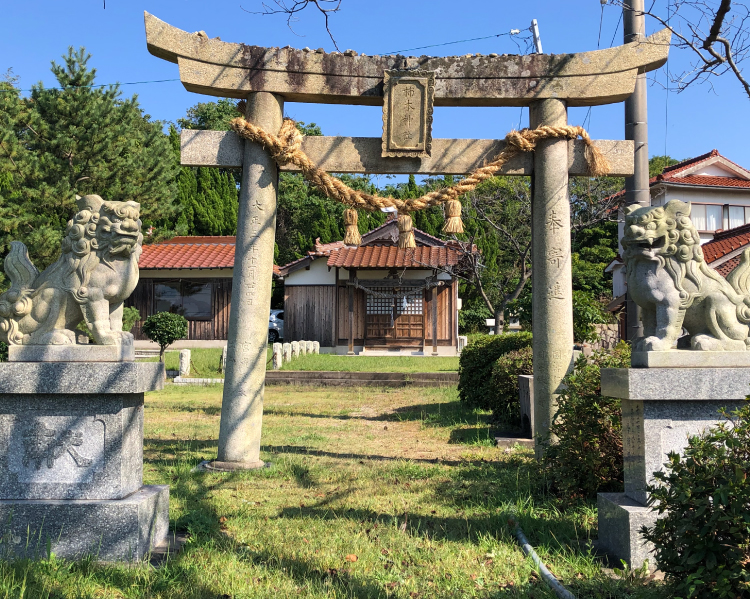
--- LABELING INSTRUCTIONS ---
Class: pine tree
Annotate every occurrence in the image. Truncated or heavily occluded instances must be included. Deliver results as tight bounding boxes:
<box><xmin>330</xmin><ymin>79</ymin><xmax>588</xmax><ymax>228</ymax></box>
<box><xmin>0</xmin><ymin>48</ymin><xmax>178</xmax><ymax>270</ymax></box>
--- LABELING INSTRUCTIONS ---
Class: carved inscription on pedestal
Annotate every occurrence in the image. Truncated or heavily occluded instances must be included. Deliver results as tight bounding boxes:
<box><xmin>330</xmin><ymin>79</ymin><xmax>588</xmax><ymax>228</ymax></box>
<box><xmin>7</xmin><ymin>416</ymin><xmax>105</xmax><ymax>484</ymax></box>
<box><xmin>382</xmin><ymin>70</ymin><xmax>435</xmax><ymax>158</ymax></box>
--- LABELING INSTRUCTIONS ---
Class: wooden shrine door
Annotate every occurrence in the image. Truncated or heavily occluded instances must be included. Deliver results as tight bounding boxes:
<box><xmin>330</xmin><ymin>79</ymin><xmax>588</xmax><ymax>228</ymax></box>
<box><xmin>365</xmin><ymin>288</ymin><xmax>424</xmax><ymax>346</ymax></box>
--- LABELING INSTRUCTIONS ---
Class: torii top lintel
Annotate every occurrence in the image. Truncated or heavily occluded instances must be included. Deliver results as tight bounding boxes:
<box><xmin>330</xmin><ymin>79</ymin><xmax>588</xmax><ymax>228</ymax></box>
<box><xmin>144</xmin><ymin>12</ymin><xmax>669</xmax><ymax>108</ymax></box>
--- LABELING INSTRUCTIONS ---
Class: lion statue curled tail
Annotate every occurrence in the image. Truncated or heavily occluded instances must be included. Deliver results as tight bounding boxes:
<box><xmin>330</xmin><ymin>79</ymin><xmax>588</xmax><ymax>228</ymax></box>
<box><xmin>0</xmin><ymin>195</ymin><xmax>142</xmax><ymax>346</ymax></box>
<box><xmin>623</xmin><ymin>199</ymin><xmax>750</xmax><ymax>352</ymax></box>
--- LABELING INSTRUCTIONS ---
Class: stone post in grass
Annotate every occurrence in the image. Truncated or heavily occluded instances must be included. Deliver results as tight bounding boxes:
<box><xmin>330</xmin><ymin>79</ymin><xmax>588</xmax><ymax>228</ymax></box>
<box><xmin>283</xmin><ymin>343</ymin><xmax>291</xmax><ymax>362</ymax></box>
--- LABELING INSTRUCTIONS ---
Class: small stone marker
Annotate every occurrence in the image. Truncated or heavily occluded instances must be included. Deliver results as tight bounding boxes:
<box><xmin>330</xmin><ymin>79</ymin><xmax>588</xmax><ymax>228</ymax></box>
<box><xmin>312</xmin><ymin>341</ymin><xmax>320</xmax><ymax>354</ymax></box>
<box><xmin>220</xmin><ymin>345</ymin><xmax>228</xmax><ymax>373</ymax></box>
<box><xmin>299</xmin><ymin>341</ymin><xmax>307</xmax><ymax>356</ymax></box>
<box><xmin>179</xmin><ymin>349</ymin><xmax>191</xmax><ymax>377</ymax></box>
<box><xmin>305</xmin><ymin>341</ymin><xmax>313</xmax><ymax>354</ymax></box>
<box><xmin>291</xmin><ymin>341</ymin><xmax>299</xmax><ymax>358</ymax></box>
<box><xmin>283</xmin><ymin>343</ymin><xmax>291</xmax><ymax>362</ymax></box>
<box><xmin>272</xmin><ymin>344</ymin><xmax>283</xmax><ymax>370</ymax></box>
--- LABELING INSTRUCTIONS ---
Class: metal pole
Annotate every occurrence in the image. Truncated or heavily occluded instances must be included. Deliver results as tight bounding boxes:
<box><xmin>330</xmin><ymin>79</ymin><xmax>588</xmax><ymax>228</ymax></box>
<box><xmin>623</xmin><ymin>0</ymin><xmax>648</xmax><ymax>341</ymax></box>
<box><xmin>531</xmin><ymin>19</ymin><xmax>543</xmax><ymax>54</ymax></box>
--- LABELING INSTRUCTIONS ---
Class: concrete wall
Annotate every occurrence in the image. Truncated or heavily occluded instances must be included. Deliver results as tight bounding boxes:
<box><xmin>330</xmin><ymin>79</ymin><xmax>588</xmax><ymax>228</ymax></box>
<box><xmin>284</xmin><ymin>258</ymin><xmax>336</xmax><ymax>285</ymax></box>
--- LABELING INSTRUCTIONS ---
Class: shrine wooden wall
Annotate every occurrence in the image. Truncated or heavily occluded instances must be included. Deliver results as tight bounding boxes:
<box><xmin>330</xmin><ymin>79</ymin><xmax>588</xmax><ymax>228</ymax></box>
<box><xmin>127</xmin><ymin>278</ymin><xmax>233</xmax><ymax>341</ymax></box>
<box><xmin>283</xmin><ymin>285</ymin><xmax>337</xmax><ymax>347</ymax></box>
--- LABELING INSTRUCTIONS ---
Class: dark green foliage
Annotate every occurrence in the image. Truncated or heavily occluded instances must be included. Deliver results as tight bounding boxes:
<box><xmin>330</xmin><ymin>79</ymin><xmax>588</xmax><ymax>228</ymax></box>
<box><xmin>458</xmin><ymin>332</ymin><xmax>532</xmax><ymax>410</ymax></box>
<box><xmin>458</xmin><ymin>303</ymin><xmax>492</xmax><ymax>334</ymax></box>
<box><xmin>642</xmin><ymin>401</ymin><xmax>750</xmax><ymax>598</ymax></box>
<box><xmin>490</xmin><ymin>346</ymin><xmax>533</xmax><ymax>424</ymax></box>
<box><xmin>0</xmin><ymin>342</ymin><xmax>7</xmax><ymax>363</ymax></box>
<box><xmin>649</xmin><ymin>155</ymin><xmax>681</xmax><ymax>177</ymax></box>
<box><xmin>572</xmin><ymin>290</ymin><xmax>611</xmax><ymax>343</ymax></box>
<box><xmin>142</xmin><ymin>312</ymin><xmax>188</xmax><ymax>362</ymax></box>
<box><xmin>177</xmin><ymin>98</ymin><xmax>239</xmax><ymax>131</ymax></box>
<box><xmin>77</xmin><ymin>307</ymin><xmax>140</xmax><ymax>342</ymax></box>
<box><xmin>0</xmin><ymin>48</ymin><xmax>178</xmax><ymax>276</ymax></box>
<box><xmin>542</xmin><ymin>343</ymin><xmax>631</xmax><ymax>499</ymax></box>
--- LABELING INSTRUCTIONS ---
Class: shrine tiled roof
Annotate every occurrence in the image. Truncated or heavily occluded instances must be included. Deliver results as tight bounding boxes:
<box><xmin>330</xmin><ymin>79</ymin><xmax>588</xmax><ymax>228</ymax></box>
<box><xmin>140</xmin><ymin>236</ymin><xmax>236</xmax><ymax>270</ymax></box>
<box><xmin>327</xmin><ymin>246</ymin><xmax>461</xmax><ymax>269</ymax></box>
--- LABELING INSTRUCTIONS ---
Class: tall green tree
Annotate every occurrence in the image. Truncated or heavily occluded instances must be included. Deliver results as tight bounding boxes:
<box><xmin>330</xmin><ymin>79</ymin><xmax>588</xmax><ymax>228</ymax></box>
<box><xmin>0</xmin><ymin>48</ymin><xmax>178</xmax><ymax>273</ymax></box>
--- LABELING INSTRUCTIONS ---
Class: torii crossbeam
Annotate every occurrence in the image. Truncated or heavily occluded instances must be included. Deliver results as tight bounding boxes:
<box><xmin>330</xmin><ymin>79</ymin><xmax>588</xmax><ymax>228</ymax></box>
<box><xmin>145</xmin><ymin>12</ymin><xmax>669</xmax><ymax>467</ymax></box>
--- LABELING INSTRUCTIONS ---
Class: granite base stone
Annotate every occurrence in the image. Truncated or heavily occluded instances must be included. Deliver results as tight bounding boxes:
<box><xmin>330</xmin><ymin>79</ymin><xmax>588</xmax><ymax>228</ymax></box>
<box><xmin>631</xmin><ymin>350</ymin><xmax>750</xmax><ymax>368</ymax></box>
<box><xmin>9</xmin><ymin>343</ymin><xmax>135</xmax><ymax>363</ymax></box>
<box><xmin>622</xmin><ymin>397</ymin><xmax>745</xmax><ymax>504</ymax></box>
<box><xmin>0</xmin><ymin>485</ymin><xmax>169</xmax><ymax>561</ymax></box>
<box><xmin>597</xmin><ymin>493</ymin><xmax>657</xmax><ymax>569</ymax></box>
<box><xmin>0</xmin><ymin>362</ymin><xmax>163</xmax><ymax>394</ymax></box>
<box><xmin>0</xmin><ymin>394</ymin><xmax>143</xmax><ymax>500</ymax></box>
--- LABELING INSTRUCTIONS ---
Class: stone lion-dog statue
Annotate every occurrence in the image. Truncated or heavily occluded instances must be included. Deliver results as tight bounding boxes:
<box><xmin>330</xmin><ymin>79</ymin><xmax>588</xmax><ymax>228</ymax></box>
<box><xmin>0</xmin><ymin>195</ymin><xmax>142</xmax><ymax>346</ymax></box>
<box><xmin>623</xmin><ymin>199</ymin><xmax>750</xmax><ymax>352</ymax></box>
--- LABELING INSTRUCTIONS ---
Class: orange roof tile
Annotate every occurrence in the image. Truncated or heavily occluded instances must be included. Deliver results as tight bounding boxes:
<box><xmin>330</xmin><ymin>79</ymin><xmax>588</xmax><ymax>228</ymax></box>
<box><xmin>140</xmin><ymin>238</ymin><xmax>236</xmax><ymax>269</ymax></box>
<box><xmin>701</xmin><ymin>223</ymin><xmax>750</xmax><ymax>264</ymax></box>
<box><xmin>671</xmin><ymin>175</ymin><xmax>750</xmax><ymax>188</ymax></box>
<box><xmin>327</xmin><ymin>246</ymin><xmax>460</xmax><ymax>269</ymax></box>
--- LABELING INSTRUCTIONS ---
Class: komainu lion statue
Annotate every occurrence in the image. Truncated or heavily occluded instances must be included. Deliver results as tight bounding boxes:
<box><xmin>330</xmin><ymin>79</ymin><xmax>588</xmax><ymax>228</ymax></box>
<box><xmin>0</xmin><ymin>195</ymin><xmax>142</xmax><ymax>346</ymax></box>
<box><xmin>623</xmin><ymin>199</ymin><xmax>750</xmax><ymax>352</ymax></box>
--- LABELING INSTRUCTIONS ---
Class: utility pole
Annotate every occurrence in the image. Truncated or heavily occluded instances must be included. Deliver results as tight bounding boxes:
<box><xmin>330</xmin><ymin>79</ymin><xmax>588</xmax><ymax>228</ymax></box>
<box><xmin>531</xmin><ymin>19</ymin><xmax>543</xmax><ymax>54</ymax></box>
<box><xmin>623</xmin><ymin>0</ymin><xmax>648</xmax><ymax>341</ymax></box>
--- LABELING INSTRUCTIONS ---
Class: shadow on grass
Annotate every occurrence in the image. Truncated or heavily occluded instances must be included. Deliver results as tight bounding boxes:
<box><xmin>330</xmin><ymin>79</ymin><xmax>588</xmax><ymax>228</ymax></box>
<box><xmin>262</xmin><ymin>400</ymin><xmax>489</xmax><ymax>427</ymax></box>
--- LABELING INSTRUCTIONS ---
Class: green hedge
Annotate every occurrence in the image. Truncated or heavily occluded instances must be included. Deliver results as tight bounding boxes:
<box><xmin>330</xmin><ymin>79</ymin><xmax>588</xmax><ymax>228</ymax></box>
<box><xmin>458</xmin><ymin>332</ymin><xmax>532</xmax><ymax>411</ymax></box>
<box><xmin>490</xmin><ymin>346</ymin><xmax>533</xmax><ymax>424</ymax></box>
<box><xmin>542</xmin><ymin>343</ymin><xmax>631</xmax><ymax>499</ymax></box>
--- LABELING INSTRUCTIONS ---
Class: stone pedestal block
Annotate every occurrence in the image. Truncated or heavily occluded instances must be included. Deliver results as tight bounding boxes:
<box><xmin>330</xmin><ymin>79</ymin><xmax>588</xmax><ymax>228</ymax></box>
<box><xmin>0</xmin><ymin>485</ymin><xmax>169</xmax><ymax>561</ymax></box>
<box><xmin>597</xmin><ymin>493</ymin><xmax>657</xmax><ymax>569</ymax></box>
<box><xmin>179</xmin><ymin>349</ymin><xmax>191</xmax><ymax>377</ymax></box>
<box><xmin>0</xmin><ymin>361</ymin><xmax>168</xmax><ymax>561</ymax></box>
<box><xmin>598</xmin><ymin>366</ymin><xmax>747</xmax><ymax>568</ymax></box>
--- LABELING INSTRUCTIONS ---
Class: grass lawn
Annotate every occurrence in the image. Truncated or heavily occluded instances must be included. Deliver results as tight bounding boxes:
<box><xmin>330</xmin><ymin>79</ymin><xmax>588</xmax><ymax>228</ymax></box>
<box><xmin>279</xmin><ymin>354</ymin><xmax>459</xmax><ymax>373</ymax></box>
<box><xmin>153</xmin><ymin>349</ymin><xmax>459</xmax><ymax>377</ymax></box>
<box><xmin>0</xmin><ymin>385</ymin><xmax>670</xmax><ymax>598</ymax></box>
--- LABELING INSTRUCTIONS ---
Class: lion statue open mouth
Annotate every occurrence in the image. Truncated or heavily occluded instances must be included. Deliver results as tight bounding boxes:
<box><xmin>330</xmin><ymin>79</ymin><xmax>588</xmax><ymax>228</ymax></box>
<box><xmin>0</xmin><ymin>195</ymin><xmax>142</xmax><ymax>346</ymax></box>
<box><xmin>623</xmin><ymin>199</ymin><xmax>750</xmax><ymax>352</ymax></box>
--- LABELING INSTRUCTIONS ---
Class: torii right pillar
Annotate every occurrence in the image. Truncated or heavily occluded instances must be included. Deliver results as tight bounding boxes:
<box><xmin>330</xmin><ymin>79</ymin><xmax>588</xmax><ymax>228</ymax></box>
<box><xmin>530</xmin><ymin>99</ymin><xmax>573</xmax><ymax>456</ymax></box>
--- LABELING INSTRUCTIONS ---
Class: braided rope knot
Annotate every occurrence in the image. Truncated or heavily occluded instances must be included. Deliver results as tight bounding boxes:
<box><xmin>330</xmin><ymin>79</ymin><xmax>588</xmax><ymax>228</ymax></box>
<box><xmin>228</xmin><ymin>116</ymin><xmax>610</xmax><ymax>214</ymax></box>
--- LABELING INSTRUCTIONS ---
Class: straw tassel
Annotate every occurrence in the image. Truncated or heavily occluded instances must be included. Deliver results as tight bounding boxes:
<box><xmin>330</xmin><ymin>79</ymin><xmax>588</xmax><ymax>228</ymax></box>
<box><xmin>342</xmin><ymin>208</ymin><xmax>361</xmax><ymax>246</ymax></box>
<box><xmin>442</xmin><ymin>199</ymin><xmax>464</xmax><ymax>234</ymax></box>
<box><xmin>397</xmin><ymin>213</ymin><xmax>416</xmax><ymax>249</ymax></box>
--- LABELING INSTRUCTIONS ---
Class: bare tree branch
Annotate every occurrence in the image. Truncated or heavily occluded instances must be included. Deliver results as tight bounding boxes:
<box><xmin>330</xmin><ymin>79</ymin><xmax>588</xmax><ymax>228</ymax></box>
<box><xmin>613</xmin><ymin>0</ymin><xmax>750</xmax><ymax>99</ymax></box>
<box><xmin>242</xmin><ymin>0</ymin><xmax>342</xmax><ymax>51</ymax></box>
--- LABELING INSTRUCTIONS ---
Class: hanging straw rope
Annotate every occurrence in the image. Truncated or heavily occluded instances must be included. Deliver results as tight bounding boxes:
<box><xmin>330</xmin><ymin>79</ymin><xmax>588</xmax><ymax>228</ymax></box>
<box><xmin>229</xmin><ymin>115</ymin><xmax>610</xmax><ymax>247</ymax></box>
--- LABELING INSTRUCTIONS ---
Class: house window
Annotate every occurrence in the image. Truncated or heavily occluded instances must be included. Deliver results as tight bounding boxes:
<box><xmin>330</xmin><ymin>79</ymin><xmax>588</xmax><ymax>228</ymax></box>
<box><xmin>690</xmin><ymin>204</ymin><xmax>722</xmax><ymax>231</ymax></box>
<box><xmin>154</xmin><ymin>280</ymin><xmax>212</xmax><ymax>319</ymax></box>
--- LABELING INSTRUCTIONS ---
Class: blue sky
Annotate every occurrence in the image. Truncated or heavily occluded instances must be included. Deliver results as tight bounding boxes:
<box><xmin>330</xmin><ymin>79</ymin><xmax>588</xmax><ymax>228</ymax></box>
<box><xmin>2</xmin><ymin>0</ymin><xmax>748</xmax><ymax>171</ymax></box>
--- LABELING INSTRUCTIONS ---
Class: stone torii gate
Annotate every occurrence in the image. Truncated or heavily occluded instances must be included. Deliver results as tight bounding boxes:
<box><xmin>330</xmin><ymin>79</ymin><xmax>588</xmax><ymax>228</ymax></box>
<box><xmin>145</xmin><ymin>12</ymin><xmax>669</xmax><ymax>467</ymax></box>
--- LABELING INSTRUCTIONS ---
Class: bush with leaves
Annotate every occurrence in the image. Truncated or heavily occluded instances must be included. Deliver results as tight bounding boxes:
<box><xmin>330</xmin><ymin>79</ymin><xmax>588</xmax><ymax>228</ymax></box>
<box><xmin>490</xmin><ymin>346</ymin><xmax>533</xmax><ymax>424</ymax></box>
<box><xmin>541</xmin><ymin>342</ymin><xmax>631</xmax><ymax>499</ymax></box>
<box><xmin>458</xmin><ymin>303</ymin><xmax>493</xmax><ymax>335</ymax></box>
<box><xmin>642</xmin><ymin>401</ymin><xmax>750</xmax><ymax>598</ymax></box>
<box><xmin>458</xmin><ymin>332</ymin><xmax>532</xmax><ymax>410</ymax></box>
<box><xmin>77</xmin><ymin>307</ymin><xmax>140</xmax><ymax>343</ymax></box>
<box><xmin>142</xmin><ymin>312</ymin><xmax>188</xmax><ymax>363</ymax></box>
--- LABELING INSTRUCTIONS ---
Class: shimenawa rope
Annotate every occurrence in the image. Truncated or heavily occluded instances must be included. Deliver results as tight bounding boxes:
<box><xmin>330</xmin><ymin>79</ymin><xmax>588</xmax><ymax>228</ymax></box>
<box><xmin>229</xmin><ymin>115</ymin><xmax>610</xmax><ymax>248</ymax></box>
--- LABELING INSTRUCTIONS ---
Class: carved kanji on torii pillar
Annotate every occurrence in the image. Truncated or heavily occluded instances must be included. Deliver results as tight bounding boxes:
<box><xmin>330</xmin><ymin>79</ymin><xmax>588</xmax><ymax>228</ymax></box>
<box><xmin>144</xmin><ymin>12</ymin><xmax>669</xmax><ymax>466</ymax></box>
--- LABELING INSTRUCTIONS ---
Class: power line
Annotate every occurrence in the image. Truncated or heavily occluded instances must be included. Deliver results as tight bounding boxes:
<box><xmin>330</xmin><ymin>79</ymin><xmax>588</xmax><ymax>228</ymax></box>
<box><xmin>383</xmin><ymin>28</ymin><xmax>532</xmax><ymax>56</ymax></box>
<box><xmin>0</xmin><ymin>78</ymin><xmax>181</xmax><ymax>93</ymax></box>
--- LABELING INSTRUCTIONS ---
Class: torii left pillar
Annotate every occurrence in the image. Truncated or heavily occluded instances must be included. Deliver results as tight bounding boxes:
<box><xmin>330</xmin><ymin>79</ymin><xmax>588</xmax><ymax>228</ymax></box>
<box><xmin>212</xmin><ymin>92</ymin><xmax>283</xmax><ymax>470</ymax></box>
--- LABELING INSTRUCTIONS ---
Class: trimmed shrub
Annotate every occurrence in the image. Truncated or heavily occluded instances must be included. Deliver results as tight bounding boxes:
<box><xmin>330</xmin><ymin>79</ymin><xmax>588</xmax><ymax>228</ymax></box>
<box><xmin>458</xmin><ymin>332</ymin><xmax>532</xmax><ymax>410</ymax></box>
<box><xmin>642</xmin><ymin>401</ymin><xmax>750</xmax><ymax>598</ymax></box>
<box><xmin>490</xmin><ymin>346</ymin><xmax>533</xmax><ymax>424</ymax></box>
<box><xmin>541</xmin><ymin>342</ymin><xmax>631</xmax><ymax>499</ymax></box>
<box><xmin>142</xmin><ymin>312</ymin><xmax>188</xmax><ymax>362</ymax></box>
